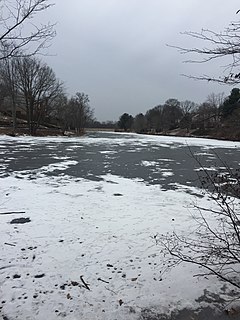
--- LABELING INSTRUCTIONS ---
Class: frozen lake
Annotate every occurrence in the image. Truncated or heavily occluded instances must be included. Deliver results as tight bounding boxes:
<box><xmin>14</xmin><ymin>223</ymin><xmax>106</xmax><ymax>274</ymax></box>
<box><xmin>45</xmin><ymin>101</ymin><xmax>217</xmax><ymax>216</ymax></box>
<box><xmin>1</xmin><ymin>131</ymin><xmax>240</xmax><ymax>187</ymax></box>
<box><xmin>0</xmin><ymin>132</ymin><xmax>240</xmax><ymax>319</ymax></box>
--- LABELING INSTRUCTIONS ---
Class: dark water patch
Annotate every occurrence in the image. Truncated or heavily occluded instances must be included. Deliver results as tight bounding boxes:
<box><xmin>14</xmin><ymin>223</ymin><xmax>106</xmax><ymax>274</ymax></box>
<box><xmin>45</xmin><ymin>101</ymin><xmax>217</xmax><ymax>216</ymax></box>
<box><xmin>139</xmin><ymin>306</ymin><xmax>235</xmax><ymax>320</ymax></box>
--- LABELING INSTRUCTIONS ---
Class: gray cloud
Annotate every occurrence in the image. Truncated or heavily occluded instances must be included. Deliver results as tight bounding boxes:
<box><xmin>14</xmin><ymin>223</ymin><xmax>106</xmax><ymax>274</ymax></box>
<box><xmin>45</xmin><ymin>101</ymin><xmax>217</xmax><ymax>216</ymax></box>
<box><xmin>43</xmin><ymin>0</ymin><xmax>240</xmax><ymax>121</ymax></box>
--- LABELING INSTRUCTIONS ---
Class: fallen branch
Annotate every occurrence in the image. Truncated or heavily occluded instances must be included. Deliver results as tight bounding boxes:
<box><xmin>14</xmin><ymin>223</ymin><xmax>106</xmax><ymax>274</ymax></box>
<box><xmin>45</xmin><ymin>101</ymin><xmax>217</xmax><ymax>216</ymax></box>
<box><xmin>0</xmin><ymin>265</ymin><xmax>16</xmax><ymax>270</ymax></box>
<box><xmin>80</xmin><ymin>275</ymin><xmax>90</xmax><ymax>290</ymax></box>
<box><xmin>0</xmin><ymin>211</ymin><xmax>26</xmax><ymax>215</ymax></box>
<box><xmin>97</xmin><ymin>277</ymin><xmax>110</xmax><ymax>284</ymax></box>
<box><xmin>4</xmin><ymin>242</ymin><xmax>16</xmax><ymax>247</ymax></box>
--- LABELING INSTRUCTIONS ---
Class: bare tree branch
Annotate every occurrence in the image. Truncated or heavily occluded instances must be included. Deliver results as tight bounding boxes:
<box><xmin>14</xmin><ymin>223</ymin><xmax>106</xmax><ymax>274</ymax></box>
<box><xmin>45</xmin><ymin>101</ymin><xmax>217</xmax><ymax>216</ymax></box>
<box><xmin>157</xmin><ymin>151</ymin><xmax>240</xmax><ymax>292</ymax></box>
<box><xmin>170</xmin><ymin>19</ymin><xmax>240</xmax><ymax>84</ymax></box>
<box><xmin>0</xmin><ymin>0</ymin><xmax>56</xmax><ymax>60</ymax></box>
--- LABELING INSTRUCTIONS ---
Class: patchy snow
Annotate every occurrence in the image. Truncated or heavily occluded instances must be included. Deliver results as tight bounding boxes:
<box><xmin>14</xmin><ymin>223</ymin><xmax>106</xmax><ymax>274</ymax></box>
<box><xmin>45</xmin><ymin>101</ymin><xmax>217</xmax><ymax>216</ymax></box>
<box><xmin>0</xmin><ymin>174</ymin><xmax>221</xmax><ymax>320</ymax></box>
<box><xmin>141</xmin><ymin>161</ymin><xmax>159</xmax><ymax>167</ymax></box>
<box><xmin>1</xmin><ymin>132</ymin><xmax>240</xmax><ymax>149</ymax></box>
<box><xmin>194</xmin><ymin>167</ymin><xmax>217</xmax><ymax>172</ymax></box>
<box><xmin>11</xmin><ymin>160</ymin><xmax>78</xmax><ymax>180</ymax></box>
<box><xmin>161</xmin><ymin>170</ymin><xmax>174</xmax><ymax>177</ymax></box>
<box><xmin>99</xmin><ymin>151</ymin><xmax>117</xmax><ymax>154</ymax></box>
<box><xmin>158</xmin><ymin>158</ymin><xmax>174</xmax><ymax>162</ymax></box>
<box><xmin>0</xmin><ymin>132</ymin><xmax>240</xmax><ymax>319</ymax></box>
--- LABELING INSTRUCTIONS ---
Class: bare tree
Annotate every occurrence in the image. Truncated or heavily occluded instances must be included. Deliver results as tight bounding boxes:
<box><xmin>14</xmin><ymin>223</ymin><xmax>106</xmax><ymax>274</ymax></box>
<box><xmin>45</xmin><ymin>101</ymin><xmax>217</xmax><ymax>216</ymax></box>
<box><xmin>171</xmin><ymin>13</ymin><xmax>240</xmax><ymax>84</ymax></box>
<box><xmin>68</xmin><ymin>92</ymin><xmax>94</xmax><ymax>135</ymax></box>
<box><xmin>195</xmin><ymin>102</ymin><xmax>219</xmax><ymax>131</ymax></box>
<box><xmin>206</xmin><ymin>92</ymin><xmax>225</xmax><ymax>109</ymax></box>
<box><xmin>0</xmin><ymin>0</ymin><xmax>55</xmax><ymax>60</ymax></box>
<box><xmin>0</xmin><ymin>80</ymin><xmax>8</xmax><ymax>114</ymax></box>
<box><xmin>180</xmin><ymin>100</ymin><xmax>196</xmax><ymax>115</ymax></box>
<box><xmin>145</xmin><ymin>105</ymin><xmax>164</xmax><ymax>133</ymax></box>
<box><xmin>144</xmin><ymin>101</ymin><xmax>183</xmax><ymax>133</ymax></box>
<box><xmin>0</xmin><ymin>57</ymin><xmax>19</xmax><ymax>132</ymax></box>
<box><xmin>118</xmin><ymin>112</ymin><xmax>134</xmax><ymax>132</ymax></box>
<box><xmin>162</xmin><ymin>99</ymin><xmax>182</xmax><ymax>131</ymax></box>
<box><xmin>156</xmin><ymin>153</ymin><xmax>240</xmax><ymax>291</ymax></box>
<box><xmin>133</xmin><ymin>113</ymin><xmax>147</xmax><ymax>133</ymax></box>
<box><xmin>14</xmin><ymin>56</ymin><xmax>63</xmax><ymax>135</ymax></box>
<box><xmin>50</xmin><ymin>92</ymin><xmax>69</xmax><ymax>133</ymax></box>
<box><xmin>179</xmin><ymin>100</ymin><xmax>196</xmax><ymax>132</ymax></box>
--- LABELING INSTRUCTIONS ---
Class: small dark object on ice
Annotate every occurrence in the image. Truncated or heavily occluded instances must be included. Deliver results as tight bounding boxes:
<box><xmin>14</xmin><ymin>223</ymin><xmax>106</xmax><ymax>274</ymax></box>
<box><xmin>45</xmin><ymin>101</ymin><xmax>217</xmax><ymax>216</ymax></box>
<box><xmin>98</xmin><ymin>277</ymin><xmax>110</xmax><ymax>284</ymax></box>
<box><xmin>113</xmin><ymin>193</ymin><xmax>123</xmax><ymax>196</ymax></box>
<box><xmin>119</xmin><ymin>299</ymin><xmax>124</xmax><ymax>306</ymax></box>
<box><xmin>107</xmin><ymin>263</ymin><xmax>114</xmax><ymax>268</ymax></box>
<box><xmin>10</xmin><ymin>217</ymin><xmax>31</xmax><ymax>224</ymax></box>
<box><xmin>71</xmin><ymin>281</ymin><xmax>79</xmax><ymax>286</ymax></box>
<box><xmin>34</xmin><ymin>273</ymin><xmax>45</xmax><ymax>279</ymax></box>
<box><xmin>4</xmin><ymin>242</ymin><xmax>16</xmax><ymax>247</ymax></box>
<box><xmin>67</xmin><ymin>293</ymin><xmax>72</xmax><ymax>300</ymax></box>
<box><xmin>13</xmin><ymin>274</ymin><xmax>21</xmax><ymax>279</ymax></box>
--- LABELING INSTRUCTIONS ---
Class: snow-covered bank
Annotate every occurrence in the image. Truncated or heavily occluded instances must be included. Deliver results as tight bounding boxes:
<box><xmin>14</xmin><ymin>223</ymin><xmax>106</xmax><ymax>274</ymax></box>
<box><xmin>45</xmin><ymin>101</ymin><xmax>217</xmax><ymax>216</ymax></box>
<box><xmin>0</xmin><ymin>173</ymin><xmax>234</xmax><ymax>320</ymax></box>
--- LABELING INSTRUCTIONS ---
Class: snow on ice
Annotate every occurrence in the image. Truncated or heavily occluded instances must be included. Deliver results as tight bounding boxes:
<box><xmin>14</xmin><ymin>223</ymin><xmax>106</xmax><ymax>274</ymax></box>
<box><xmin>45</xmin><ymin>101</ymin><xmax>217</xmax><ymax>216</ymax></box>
<box><xmin>0</xmin><ymin>132</ymin><xmax>240</xmax><ymax>319</ymax></box>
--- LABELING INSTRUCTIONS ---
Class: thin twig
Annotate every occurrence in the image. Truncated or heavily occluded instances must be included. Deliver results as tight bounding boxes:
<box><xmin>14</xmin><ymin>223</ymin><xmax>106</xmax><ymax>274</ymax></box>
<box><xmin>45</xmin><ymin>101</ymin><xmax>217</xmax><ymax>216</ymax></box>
<box><xmin>0</xmin><ymin>211</ymin><xmax>25</xmax><ymax>215</ymax></box>
<box><xmin>80</xmin><ymin>275</ymin><xmax>90</xmax><ymax>291</ymax></box>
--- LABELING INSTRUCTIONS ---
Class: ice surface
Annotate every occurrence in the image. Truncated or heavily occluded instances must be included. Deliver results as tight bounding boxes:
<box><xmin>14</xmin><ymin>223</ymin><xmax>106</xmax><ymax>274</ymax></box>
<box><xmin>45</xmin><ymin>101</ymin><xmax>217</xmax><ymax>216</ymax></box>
<box><xmin>0</xmin><ymin>132</ymin><xmax>239</xmax><ymax>319</ymax></box>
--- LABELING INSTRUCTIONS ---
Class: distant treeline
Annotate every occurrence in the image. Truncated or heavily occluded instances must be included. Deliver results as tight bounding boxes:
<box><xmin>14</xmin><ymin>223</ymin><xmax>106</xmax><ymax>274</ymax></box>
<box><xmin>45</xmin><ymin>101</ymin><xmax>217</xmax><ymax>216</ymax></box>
<box><xmin>1</xmin><ymin>55</ymin><xmax>240</xmax><ymax>140</ymax></box>
<box><xmin>116</xmin><ymin>89</ymin><xmax>240</xmax><ymax>141</ymax></box>
<box><xmin>0</xmin><ymin>56</ymin><xmax>94</xmax><ymax>136</ymax></box>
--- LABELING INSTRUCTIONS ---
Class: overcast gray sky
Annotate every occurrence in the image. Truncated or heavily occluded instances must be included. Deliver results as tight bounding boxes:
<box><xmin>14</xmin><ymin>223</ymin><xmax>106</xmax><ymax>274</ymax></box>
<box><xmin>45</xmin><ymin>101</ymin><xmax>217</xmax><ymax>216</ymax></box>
<box><xmin>42</xmin><ymin>1</ymin><xmax>240</xmax><ymax>121</ymax></box>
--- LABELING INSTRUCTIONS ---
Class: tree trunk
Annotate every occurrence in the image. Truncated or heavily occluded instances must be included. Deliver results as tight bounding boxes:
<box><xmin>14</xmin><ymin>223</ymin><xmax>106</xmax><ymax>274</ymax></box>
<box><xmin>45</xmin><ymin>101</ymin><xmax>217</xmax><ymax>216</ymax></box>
<box><xmin>11</xmin><ymin>94</ymin><xmax>17</xmax><ymax>134</ymax></box>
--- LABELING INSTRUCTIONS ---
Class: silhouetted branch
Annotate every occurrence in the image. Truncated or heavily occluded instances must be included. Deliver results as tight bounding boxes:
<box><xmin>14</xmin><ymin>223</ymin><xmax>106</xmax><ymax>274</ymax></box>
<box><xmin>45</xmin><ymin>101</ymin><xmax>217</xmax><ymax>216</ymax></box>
<box><xmin>0</xmin><ymin>0</ymin><xmax>56</xmax><ymax>60</ymax></box>
<box><xmin>170</xmin><ymin>19</ymin><xmax>240</xmax><ymax>84</ymax></box>
<box><xmin>157</xmin><ymin>151</ymin><xmax>240</xmax><ymax>291</ymax></box>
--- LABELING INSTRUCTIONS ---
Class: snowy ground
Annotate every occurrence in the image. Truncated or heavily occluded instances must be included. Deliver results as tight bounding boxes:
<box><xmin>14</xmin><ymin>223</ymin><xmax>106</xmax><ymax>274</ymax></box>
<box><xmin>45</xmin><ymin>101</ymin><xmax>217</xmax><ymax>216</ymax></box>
<box><xmin>0</xmin><ymin>132</ymin><xmax>240</xmax><ymax>320</ymax></box>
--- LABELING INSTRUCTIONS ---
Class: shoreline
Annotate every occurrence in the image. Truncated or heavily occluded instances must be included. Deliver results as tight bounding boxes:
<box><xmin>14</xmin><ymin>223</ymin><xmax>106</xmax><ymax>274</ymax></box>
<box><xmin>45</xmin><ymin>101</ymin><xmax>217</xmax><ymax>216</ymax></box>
<box><xmin>1</xmin><ymin>127</ymin><xmax>240</xmax><ymax>143</ymax></box>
